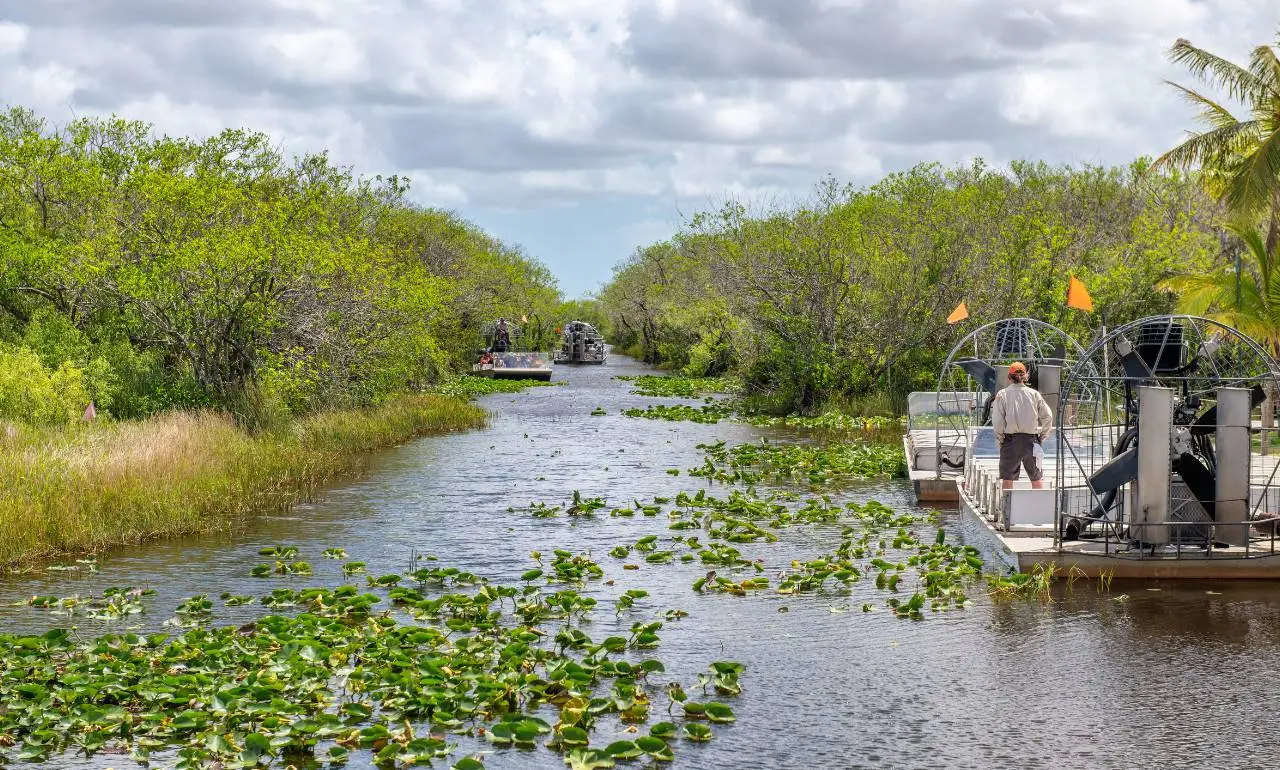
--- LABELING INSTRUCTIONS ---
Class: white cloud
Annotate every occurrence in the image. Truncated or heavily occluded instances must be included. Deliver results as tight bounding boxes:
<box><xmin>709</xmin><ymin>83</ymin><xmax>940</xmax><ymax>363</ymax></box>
<box><xmin>259</xmin><ymin>29</ymin><xmax>368</xmax><ymax>86</ymax></box>
<box><xmin>0</xmin><ymin>0</ymin><xmax>1273</xmax><ymax>272</ymax></box>
<box><xmin>0</xmin><ymin>21</ymin><xmax>27</xmax><ymax>56</ymax></box>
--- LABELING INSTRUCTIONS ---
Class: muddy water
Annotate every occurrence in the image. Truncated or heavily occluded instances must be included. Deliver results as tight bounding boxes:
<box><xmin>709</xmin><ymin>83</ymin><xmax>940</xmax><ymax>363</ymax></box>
<box><xmin>5</xmin><ymin>354</ymin><xmax>1280</xmax><ymax>769</ymax></box>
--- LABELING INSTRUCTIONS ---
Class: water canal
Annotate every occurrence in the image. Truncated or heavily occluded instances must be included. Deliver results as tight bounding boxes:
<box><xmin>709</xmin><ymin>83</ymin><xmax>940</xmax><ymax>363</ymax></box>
<box><xmin>5</xmin><ymin>354</ymin><xmax>1280</xmax><ymax>769</ymax></box>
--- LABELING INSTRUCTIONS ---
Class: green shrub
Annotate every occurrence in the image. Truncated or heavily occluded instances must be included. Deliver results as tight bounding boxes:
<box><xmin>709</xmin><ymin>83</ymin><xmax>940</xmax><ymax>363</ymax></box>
<box><xmin>0</xmin><ymin>345</ymin><xmax>93</xmax><ymax>423</ymax></box>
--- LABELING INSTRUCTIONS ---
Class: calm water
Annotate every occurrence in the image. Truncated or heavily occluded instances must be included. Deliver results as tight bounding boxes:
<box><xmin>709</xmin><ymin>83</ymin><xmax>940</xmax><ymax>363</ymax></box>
<box><xmin>5</xmin><ymin>355</ymin><xmax>1280</xmax><ymax>769</ymax></box>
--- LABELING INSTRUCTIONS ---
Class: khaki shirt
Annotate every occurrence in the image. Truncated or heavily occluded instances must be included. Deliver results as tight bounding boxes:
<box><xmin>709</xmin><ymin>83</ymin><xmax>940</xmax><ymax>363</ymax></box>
<box><xmin>991</xmin><ymin>382</ymin><xmax>1053</xmax><ymax>445</ymax></box>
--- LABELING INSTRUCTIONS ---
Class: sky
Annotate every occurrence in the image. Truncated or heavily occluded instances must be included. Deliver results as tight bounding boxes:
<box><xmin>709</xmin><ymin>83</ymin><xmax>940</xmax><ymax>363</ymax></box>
<box><xmin>0</xmin><ymin>1</ymin><xmax>1274</xmax><ymax>297</ymax></box>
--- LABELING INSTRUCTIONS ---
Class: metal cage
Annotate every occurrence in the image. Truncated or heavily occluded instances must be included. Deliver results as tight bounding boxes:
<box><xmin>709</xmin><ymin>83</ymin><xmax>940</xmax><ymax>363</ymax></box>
<box><xmin>933</xmin><ymin>318</ymin><xmax>1090</xmax><ymax>480</ymax></box>
<box><xmin>1054</xmin><ymin>315</ymin><xmax>1280</xmax><ymax>559</ymax></box>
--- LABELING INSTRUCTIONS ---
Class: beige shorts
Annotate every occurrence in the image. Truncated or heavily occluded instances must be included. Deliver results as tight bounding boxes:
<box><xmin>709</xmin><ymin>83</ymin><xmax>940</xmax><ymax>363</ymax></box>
<box><xmin>999</xmin><ymin>433</ymin><xmax>1042</xmax><ymax>481</ymax></box>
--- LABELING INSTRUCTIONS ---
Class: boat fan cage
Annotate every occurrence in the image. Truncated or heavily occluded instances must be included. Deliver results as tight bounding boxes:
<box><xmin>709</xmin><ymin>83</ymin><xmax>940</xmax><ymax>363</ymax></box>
<box><xmin>1053</xmin><ymin>315</ymin><xmax>1280</xmax><ymax>559</ymax></box>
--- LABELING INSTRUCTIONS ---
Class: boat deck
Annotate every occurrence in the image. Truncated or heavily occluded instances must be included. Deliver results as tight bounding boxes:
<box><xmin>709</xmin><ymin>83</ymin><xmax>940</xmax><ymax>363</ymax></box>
<box><xmin>958</xmin><ymin>451</ymin><xmax>1280</xmax><ymax>578</ymax></box>
<box><xmin>904</xmin><ymin>429</ymin><xmax>965</xmax><ymax>503</ymax></box>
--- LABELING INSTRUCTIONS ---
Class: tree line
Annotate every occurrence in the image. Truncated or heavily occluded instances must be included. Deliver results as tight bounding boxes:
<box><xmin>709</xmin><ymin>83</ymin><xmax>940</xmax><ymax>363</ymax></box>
<box><xmin>0</xmin><ymin>107</ymin><xmax>561</xmax><ymax>425</ymax></box>
<box><xmin>598</xmin><ymin>159</ymin><xmax>1225</xmax><ymax>415</ymax></box>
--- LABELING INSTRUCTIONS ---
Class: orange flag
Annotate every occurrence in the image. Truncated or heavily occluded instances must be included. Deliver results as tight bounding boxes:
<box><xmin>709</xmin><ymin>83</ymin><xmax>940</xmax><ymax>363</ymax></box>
<box><xmin>1067</xmin><ymin>275</ymin><xmax>1094</xmax><ymax>311</ymax></box>
<box><xmin>946</xmin><ymin>302</ymin><xmax>969</xmax><ymax>324</ymax></box>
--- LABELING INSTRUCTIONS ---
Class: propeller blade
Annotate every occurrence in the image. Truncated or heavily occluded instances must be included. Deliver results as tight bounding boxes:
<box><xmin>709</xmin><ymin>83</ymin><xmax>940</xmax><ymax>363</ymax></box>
<box><xmin>1173</xmin><ymin>452</ymin><xmax>1216</xmax><ymax>520</ymax></box>
<box><xmin>1119</xmin><ymin>351</ymin><xmax>1153</xmax><ymax>383</ymax></box>
<box><xmin>957</xmin><ymin>359</ymin><xmax>998</xmax><ymax>396</ymax></box>
<box><xmin>1189</xmin><ymin>384</ymin><xmax>1267</xmax><ymax>436</ymax></box>
<box><xmin>1089</xmin><ymin>446</ymin><xmax>1139</xmax><ymax>495</ymax></box>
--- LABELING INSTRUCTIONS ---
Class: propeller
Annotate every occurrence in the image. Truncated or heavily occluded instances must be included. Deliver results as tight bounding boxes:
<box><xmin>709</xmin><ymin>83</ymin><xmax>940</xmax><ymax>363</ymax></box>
<box><xmin>1118</xmin><ymin>348</ymin><xmax>1155</xmax><ymax>383</ymax></box>
<box><xmin>1174</xmin><ymin>451</ymin><xmax>1216</xmax><ymax>520</ymax></box>
<box><xmin>956</xmin><ymin>358</ymin><xmax>998</xmax><ymax>396</ymax></box>
<box><xmin>1088</xmin><ymin>446</ymin><xmax>1139</xmax><ymax>496</ymax></box>
<box><xmin>1188</xmin><ymin>384</ymin><xmax>1267</xmax><ymax>436</ymax></box>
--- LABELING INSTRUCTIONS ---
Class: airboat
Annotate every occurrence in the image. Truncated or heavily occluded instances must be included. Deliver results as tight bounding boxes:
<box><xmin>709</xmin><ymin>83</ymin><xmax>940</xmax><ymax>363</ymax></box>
<box><xmin>471</xmin><ymin>317</ymin><xmax>554</xmax><ymax>381</ymax></box>
<box><xmin>953</xmin><ymin>315</ymin><xmax>1280</xmax><ymax>578</ymax></box>
<box><xmin>553</xmin><ymin>321</ymin><xmax>607</xmax><ymax>365</ymax></box>
<box><xmin>905</xmin><ymin>318</ymin><xmax>1085</xmax><ymax>502</ymax></box>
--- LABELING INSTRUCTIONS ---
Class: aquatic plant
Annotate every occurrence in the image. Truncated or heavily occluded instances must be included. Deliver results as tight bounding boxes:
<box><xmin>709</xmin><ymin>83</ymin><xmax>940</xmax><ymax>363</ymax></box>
<box><xmin>614</xmin><ymin>375</ymin><xmax>736</xmax><ymax>398</ymax></box>
<box><xmin>622</xmin><ymin>403</ymin><xmax>735</xmax><ymax>423</ymax></box>
<box><xmin>744</xmin><ymin>413</ymin><xmax>905</xmax><ymax>432</ymax></box>
<box><xmin>987</xmin><ymin>562</ymin><xmax>1058</xmax><ymax>601</ymax></box>
<box><xmin>19</xmin><ymin>586</ymin><xmax>154</xmax><ymax>619</ymax></box>
<box><xmin>691</xmin><ymin>439</ymin><xmax>907</xmax><ymax>485</ymax></box>
<box><xmin>0</xmin><ymin>554</ymin><xmax>745</xmax><ymax>767</ymax></box>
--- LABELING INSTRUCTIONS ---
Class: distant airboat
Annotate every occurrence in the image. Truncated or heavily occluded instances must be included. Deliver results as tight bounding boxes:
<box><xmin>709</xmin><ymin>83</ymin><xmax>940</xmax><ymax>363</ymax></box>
<box><xmin>471</xmin><ymin>317</ymin><xmax>553</xmax><ymax>381</ymax></box>
<box><xmin>553</xmin><ymin>321</ymin><xmax>607</xmax><ymax>365</ymax></box>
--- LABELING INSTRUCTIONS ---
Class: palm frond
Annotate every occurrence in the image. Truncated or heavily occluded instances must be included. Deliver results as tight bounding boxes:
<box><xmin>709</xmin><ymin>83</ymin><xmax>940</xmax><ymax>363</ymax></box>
<box><xmin>1247</xmin><ymin>42</ymin><xmax>1280</xmax><ymax>101</ymax></box>
<box><xmin>1170</xmin><ymin>38</ymin><xmax>1268</xmax><ymax>103</ymax></box>
<box><xmin>1224</xmin><ymin>125</ymin><xmax>1280</xmax><ymax>215</ymax></box>
<box><xmin>1165</xmin><ymin>81</ymin><xmax>1242</xmax><ymax>130</ymax></box>
<box><xmin>1159</xmin><ymin>273</ymin><xmax>1235</xmax><ymax>314</ymax></box>
<box><xmin>1154</xmin><ymin>120</ymin><xmax>1262</xmax><ymax>171</ymax></box>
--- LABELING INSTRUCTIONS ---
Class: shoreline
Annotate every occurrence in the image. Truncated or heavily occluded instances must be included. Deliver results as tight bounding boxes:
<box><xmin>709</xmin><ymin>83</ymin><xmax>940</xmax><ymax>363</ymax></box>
<box><xmin>0</xmin><ymin>393</ymin><xmax>488</xmax><ymax>570</ymax></box>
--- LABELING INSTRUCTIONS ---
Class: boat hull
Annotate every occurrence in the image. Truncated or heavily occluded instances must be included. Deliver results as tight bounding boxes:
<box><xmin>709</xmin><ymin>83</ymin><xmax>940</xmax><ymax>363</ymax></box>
<box><xmin>904</xmin><ymin>433</ymin><xmax>960</xmax><ymax>503</ymax></box>
<box><xmin>473</xmin><ymin>367</ymin><xmax>552</xmax><ymax>381</ymax></box>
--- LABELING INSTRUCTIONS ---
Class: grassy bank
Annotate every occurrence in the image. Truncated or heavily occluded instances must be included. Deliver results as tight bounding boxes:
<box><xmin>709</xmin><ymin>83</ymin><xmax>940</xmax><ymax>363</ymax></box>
<box><xmin>0</xmin><ymin>394</ymin><xmax>487</xmax><ymax>568</ymax></box>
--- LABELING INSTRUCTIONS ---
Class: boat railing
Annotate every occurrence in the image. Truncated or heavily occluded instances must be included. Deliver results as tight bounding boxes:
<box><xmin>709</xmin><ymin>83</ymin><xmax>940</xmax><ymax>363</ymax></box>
<box><xmin>481</xmin><ymin>352</ymin><xmax>552</xmax><ymax>369</ymax></box>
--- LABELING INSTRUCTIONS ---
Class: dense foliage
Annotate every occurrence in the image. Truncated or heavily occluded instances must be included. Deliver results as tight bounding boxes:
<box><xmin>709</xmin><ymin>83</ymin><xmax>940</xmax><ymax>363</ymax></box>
<box><xmin>0</xmin><ymin>107</ymin><xmax>561</xmax><ymax>424</ymax></box>
<box><xmin>599</xmin><ymin>161</ymin><xmax>1225</xmax><ymax>414</ymax></box>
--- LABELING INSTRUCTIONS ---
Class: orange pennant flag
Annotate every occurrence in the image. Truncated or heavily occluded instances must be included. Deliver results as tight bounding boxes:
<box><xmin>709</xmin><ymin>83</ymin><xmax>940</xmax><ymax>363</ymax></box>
<box><xmin>1067</xmin><ymin>275</ymin><xmax>1094</xmax><ymax>311</ymax></box>
<box><xmin>946</xmin><ymin>302</ymin><xmax>969</xmax><ymax>324</ymax></box>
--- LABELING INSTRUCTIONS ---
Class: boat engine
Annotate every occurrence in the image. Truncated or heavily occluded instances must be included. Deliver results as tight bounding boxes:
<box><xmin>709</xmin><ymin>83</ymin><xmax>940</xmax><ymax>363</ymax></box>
<box><xmin>1060</xmin><ymin>317</ymin><xmax>1270</xmax><ymax>548</ymax></box>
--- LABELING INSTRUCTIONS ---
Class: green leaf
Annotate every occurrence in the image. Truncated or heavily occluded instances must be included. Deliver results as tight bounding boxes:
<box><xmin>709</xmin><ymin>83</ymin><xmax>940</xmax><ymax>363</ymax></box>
<box><xmin>683</xmin><ymin>723</ymin><xmax>714</xmax><ymax>742</ymax></box>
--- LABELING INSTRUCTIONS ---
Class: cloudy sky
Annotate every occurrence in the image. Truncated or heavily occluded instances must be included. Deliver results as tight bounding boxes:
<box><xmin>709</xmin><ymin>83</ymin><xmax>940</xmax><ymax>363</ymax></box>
<box><xmin>0</xmin><ymin>1</ymin><xmax>1273</xmax><ymax>296</ymax></box>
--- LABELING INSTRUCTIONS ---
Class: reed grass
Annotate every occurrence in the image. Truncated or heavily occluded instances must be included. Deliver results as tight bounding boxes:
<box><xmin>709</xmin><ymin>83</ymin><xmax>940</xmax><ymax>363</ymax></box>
<box><xmin>0</xmin><ymin>394</ymin><xmax>487</xmax><ymax>568</ymax></box>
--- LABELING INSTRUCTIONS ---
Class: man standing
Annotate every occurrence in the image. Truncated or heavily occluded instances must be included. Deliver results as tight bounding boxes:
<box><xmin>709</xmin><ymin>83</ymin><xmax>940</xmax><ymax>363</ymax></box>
<box><xmin>991</xmin><ymin>361</ymin><xmax>1054</xmax><ymax>489</ymax></box>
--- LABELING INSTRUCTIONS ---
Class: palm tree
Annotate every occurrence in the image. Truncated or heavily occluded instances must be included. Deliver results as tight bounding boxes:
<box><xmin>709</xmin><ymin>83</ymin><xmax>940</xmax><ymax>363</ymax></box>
<box><xmin>1160</xmin><ymin>221</ymin><xmax>1280</xmax><ymax>359</ymax></box>
<box><xmin>1155</xmin><ymin>35</ymin><xmax>1280</xmax><ymax>254</ymax></box>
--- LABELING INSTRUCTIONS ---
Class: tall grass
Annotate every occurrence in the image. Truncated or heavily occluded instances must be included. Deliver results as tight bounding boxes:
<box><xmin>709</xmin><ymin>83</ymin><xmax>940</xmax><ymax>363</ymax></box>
<box><xmin>0</xmin><ymin>394</ymin><xmax>487</xmax><ymax>568</ymax></box>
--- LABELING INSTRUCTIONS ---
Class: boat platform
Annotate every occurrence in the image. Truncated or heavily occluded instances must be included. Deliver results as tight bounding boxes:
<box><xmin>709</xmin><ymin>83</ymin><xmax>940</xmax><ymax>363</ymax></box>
<box><xmin>904</xmin><ymin>430</ymin><xmax>962</xmax><ymax>503</ymax></box>
<box><xmin>958</xmin><ymin>453</ymin><xmax>1280</xmax><ymax>579</ymax></box>
<box><xmin>472</xmin><ymin>365</ymin><xmax>553</xmax><ymax>381</ymax></box>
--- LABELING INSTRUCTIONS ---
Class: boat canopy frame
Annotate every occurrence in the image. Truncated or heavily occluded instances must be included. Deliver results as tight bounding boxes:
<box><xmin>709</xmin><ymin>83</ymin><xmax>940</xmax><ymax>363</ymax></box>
<box><xmin>931</xmin><ymin>318</ymin><xmax>1091</xmax><ymax>479</ymax></box>
<box><xmin>1052</xmin><ymin>314</ymin><xmax>1280</xmax><ymax>557</ymax></box>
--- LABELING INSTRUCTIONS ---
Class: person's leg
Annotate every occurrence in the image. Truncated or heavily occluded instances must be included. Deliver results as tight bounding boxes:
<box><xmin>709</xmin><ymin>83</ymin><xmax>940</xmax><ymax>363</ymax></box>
<box><xmin>999</xmin><ymin>437</ymin><xmax>1022</xmax><ymax>489</ymax></box>
<box><xmin>1024</xmin><ymin>442</ymin><xmax>1045</xmax><ymax>489</ymax></box>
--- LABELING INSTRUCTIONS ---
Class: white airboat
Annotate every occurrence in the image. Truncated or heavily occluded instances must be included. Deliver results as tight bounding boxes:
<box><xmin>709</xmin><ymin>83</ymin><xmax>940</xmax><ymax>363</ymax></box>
<box><xmin>911</xmin><ymin>315</ymin><xmax>1280</xmax><ymax>578</ymax></box>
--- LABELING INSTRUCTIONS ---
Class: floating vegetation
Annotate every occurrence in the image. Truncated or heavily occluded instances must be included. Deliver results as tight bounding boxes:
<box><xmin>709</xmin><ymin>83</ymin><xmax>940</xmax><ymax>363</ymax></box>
<box><xmin>590</xmin><ymin>406</ymin><xmax>607</xmax><ymax>415</ymax></box>
<box><xmin>0</xmin><ymin>550</ymin><xmax>745</xmax><ymax>767</ymax></box>
<box><xmin>745</xmin><ymin>412</ymin><xmax>904</xmax><ymax>442</ymax></box>
<box><xmin>692</xmin><ymin>439</ymin><xmax>907</xmax><ymax>485</ymax></box>
<box><xmin>18</xmin><ymin>586</ymin><xmax>155</xmax><ymax>619</ymax></box>
<box><xmin>514</xmin><ymin>491</ymin><xmax>610</xmax><ymax>519</ymax></box>
<box><xmin>622</xmin><ymin>403</ymin><xmax>736</xmax><ymax>424</ymax></box>
<box><xmin>614</xmin><ymin>375</ymin><xmax>736</xmax><ymax>398</ymax></box>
